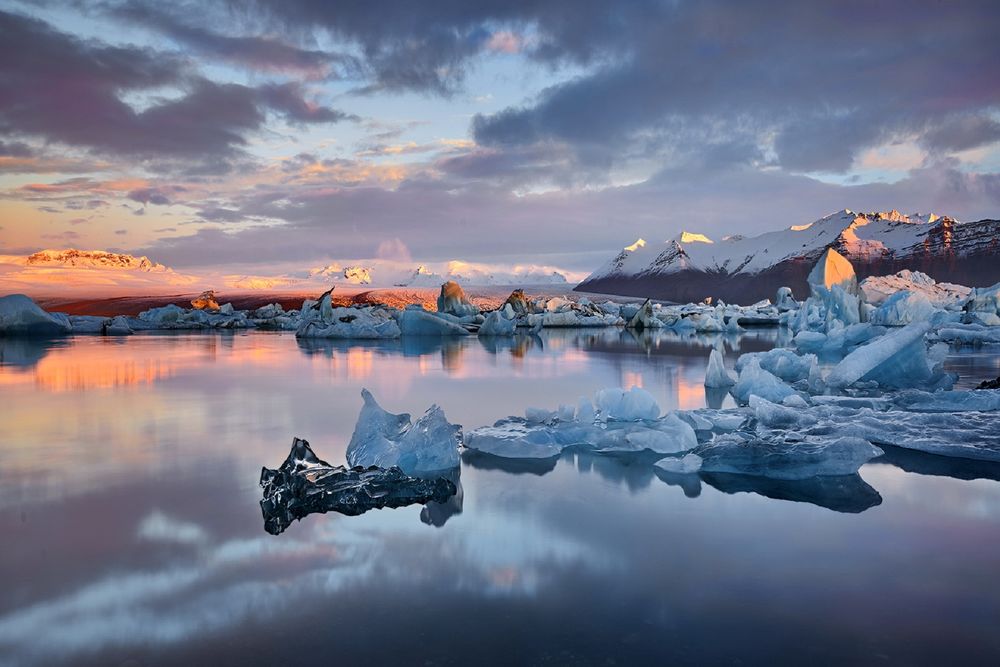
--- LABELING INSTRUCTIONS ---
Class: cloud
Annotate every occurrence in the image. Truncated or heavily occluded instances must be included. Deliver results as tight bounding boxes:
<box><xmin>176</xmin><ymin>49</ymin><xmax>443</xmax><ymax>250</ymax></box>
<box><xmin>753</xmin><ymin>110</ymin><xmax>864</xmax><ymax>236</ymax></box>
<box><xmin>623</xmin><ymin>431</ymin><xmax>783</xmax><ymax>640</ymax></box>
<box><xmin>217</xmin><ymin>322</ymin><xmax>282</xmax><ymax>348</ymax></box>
<box><xmin>470</xmin><ymin>0</ymin><xmax>1000</xmax><ymax>174</ymax></box>
<box><xmin>107</xmin><ymin>1</ymin><xmax>357</xmax><ymax>77</ymax></box>
<box><xmin>375</xmin><ymin>237</ymin><xmax>412</xmax><ymax>263</ymax></box>
<box><xmin>0</xmin><ymin>10</ymin><xmax>353</xmax><ymax>164</ymax></box>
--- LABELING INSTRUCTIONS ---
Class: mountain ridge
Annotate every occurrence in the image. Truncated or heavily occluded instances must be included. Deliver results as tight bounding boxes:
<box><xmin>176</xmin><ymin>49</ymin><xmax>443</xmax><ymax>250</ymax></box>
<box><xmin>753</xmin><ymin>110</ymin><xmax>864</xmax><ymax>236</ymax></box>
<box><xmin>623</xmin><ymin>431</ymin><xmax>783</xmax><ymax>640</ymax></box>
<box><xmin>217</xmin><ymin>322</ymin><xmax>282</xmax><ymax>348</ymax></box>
<box><xmin>576</xmin><ymin>209</ymin><xmax>1000</xmax><ymax>303</ymax></box>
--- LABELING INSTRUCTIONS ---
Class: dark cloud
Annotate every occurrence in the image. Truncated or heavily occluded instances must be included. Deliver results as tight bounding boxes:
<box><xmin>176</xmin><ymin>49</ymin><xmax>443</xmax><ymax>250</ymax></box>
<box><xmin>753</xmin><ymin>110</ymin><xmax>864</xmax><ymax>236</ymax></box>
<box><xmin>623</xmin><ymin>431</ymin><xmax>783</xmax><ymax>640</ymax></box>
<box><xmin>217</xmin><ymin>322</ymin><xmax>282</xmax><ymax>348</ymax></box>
<box><xmin>921</xmin><ymin>115</ymin><xmax>1000</xmax><ymax>153</ymax></box>
<box><xmin>0</xmin><ymin>140</ymin><xmax>33</xmax><ymax>157</ymax></box>
<box><xmin>128</xmin><ymin>187</ymin><xmax>174</xmax><ymax>206</ymax></box>
<box><xmin>107</xmin><ymin>1</ymin><xmax>358</xmax><ymax>77</ymax></box>
<box><xmin>470</xmin><ymin>0</ymin><xmax>1000</xmax><ymax>173</ymax></box>
<box><xmin>0</xmin><ymin>10</ymin><xmax>353</xmax><ymax>162</ymax></box>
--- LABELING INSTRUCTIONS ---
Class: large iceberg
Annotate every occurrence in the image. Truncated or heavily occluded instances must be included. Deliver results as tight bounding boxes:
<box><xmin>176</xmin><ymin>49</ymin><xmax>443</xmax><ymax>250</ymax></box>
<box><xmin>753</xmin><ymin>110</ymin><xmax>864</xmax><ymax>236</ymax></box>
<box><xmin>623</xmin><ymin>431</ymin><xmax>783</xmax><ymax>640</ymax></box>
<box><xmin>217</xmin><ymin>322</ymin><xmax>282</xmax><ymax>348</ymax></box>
<box><xmin>0</xmin><ymin>294</ymin><xmax>72</xmax><ymax>337</ymax></box>
<box><xmin>860</xmin><ymin>270</ymin><xmax>970</xmax><ymax>308</ymax></box>
<box><xmin>346</xmin><ymin>389</ymin><xmax>462</xmax><ymax>473</ymax></box>
<box><xmin>824</xmin><ymin>322</ymin><xmax>949</xmax><ymax>391</ymax></box>
<box><xmin>867</xmin><ymin>290</ymin><xmax>937</xmax><ymax>326</ymax></box>
<box><xmin>260</xmin><ymin>438</ymin><xmax>457</xmax><ymax>535</ymax></box>
<box><xmin>398</xmin><ymin>307</ymin><xmax>472</xmax><ymax>336</ymax></box>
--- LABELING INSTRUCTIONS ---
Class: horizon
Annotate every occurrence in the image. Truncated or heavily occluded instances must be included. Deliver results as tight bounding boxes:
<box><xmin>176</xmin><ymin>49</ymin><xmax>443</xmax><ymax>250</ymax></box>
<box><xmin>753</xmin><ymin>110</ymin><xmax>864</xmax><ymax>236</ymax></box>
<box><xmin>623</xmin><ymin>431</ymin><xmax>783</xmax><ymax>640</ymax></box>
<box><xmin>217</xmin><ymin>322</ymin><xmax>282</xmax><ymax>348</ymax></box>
<box><xmin>2</xmin><ymin>1</ymin><xmax>999</xmax><ymax>281</ymax></box>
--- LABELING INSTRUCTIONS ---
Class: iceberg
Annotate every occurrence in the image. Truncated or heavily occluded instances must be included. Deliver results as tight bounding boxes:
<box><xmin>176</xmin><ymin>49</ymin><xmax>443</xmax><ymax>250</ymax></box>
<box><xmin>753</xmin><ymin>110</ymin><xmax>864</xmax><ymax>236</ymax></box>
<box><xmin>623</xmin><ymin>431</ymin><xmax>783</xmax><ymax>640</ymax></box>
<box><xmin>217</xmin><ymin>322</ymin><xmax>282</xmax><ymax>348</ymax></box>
<box><xmin>695</xmin><ymin>432</ymin><xmax>883</xmax><ymax>480</ymax></box>
<box><xmin>731</xmin><ymin>358</ymin><xmax>798</xmax><ymax>405</ymax></box>
<box><xmin>775</xmin><ymin>286</ymin><xmax>797</xmax><ymax>312</ymax></box>
<box><xmin>296</xmin><ymin>307</ymin><xmax>401</xmax><ymax>339</ymax></box>
<box><xmin>260</xmin><ymin>438</ymin><xmax>457</xmax><ymax>535</ymax></box>
<box><xmin>0</xmin><ymin>294</ymin><xmax>72</xmax><ymax>337</ymax></box>
<box><xmin>704</xmin><ymin>348</ymin><xmax>736</xmax><ymax>388</ymax></box>
<box><xmin>860</xmin><ymin>270</ymin><xmax>970</xmax><ymax>307</ymax></box>
<box><xmin>346</xmin><ymin>389</ymin><xmax>462</xmax><ymax>473</ymax></box>
<box><xmin>437</xmin><ymin>281</ymin><xmax>479</xmax><ymax>318</ymax></box>
<box><xmin>398</xmin><ymin>308</ymin><xmax>471</xmax><ymax>336</ymax></box>
<box><xmin>464</xmin><ymin>412</ymin><xmax>698</xmax><ymax>458</ymax></box>
<box><xmin>478</xmin><ymin>309</ymin><xmax>517</xmax><ymax>336</ymax></box>
<box><xmin>868</xmin><ymin>290</ymin><xmax>937</xmax><ymax>326</ymax></box>
<box><xmin>824</xmin><ymin>322</ymin><xmax>946</xmax><ymax>391</ymax></box>
<box><xmin>594</xmin><ymin>386</ymin><xmax>660</xmax><ymax>421</ymax></box>
<box><xmin>735</xmin><ymin>348</ymin><xmax>817</xmax><ymax>383</ymax></box>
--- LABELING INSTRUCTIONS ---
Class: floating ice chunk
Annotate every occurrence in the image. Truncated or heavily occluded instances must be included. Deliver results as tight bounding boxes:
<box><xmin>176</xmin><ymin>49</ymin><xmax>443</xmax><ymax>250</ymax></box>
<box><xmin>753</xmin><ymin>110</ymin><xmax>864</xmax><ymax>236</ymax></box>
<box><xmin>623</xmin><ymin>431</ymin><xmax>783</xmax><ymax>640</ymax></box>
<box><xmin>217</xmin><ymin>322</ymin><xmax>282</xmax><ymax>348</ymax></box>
<box><xmin>654</xmin><ymin>453</ymin><xmax>703</xmax><ymax>474</ymax></box>
<box><xmin>704</xmin><ymin>349</ymin><xmax>736</xmax><ymax>387</ymax></box>
<box><xmin>810</xmin><ymin>404</ymin><xmax>1000</xmax><ymax>463</ymax></box>
<box><xmin>775</xmin><ymin>286</ymin><xmax>797</xmax><ymax>312</ymax></box>
<box><xmin>808</xmin><ymin>248</ymin><xmax>859</xmax><ymax>297</ymax></box>
<box><xmin>346</xmin><ymin>389</ymin><xmax>461</xmax><ymax>473</ymax></box>
<box><xmin>190</xmin><ymin>289</ymin><xmax>220</xmax><ymax>311</ymax></box>
<box><xmin>104</xmin><ymin>315</ymin><xmax>133</xmax><ymax>336</ymax></box>
<box><xmin>696</xmin><ymin>432</ymin><xmax>882</xmax><ymax>480</ymax></box>
<box><xmin>731</xmin><ymin>358</ymin><xmax>798</xmax><ymax>405</ymax></box>
<box><xmin>260</xmin><ymin>437</ymin><xmax>457</xmax><ymax>534</ymax></box>
<box><xmin>860</xmin><ymin>270</ymin><xmax>970</xmax><ymax>308</ymax></box>
<box><xmin>478</xmin><ymin>310</ymin><xmax>517</xmax><ymax>336</ymax></box>
<box><xmin>398</xmin><ymin>308</ymin><xmax>471</xmax><ymax>336</ymax></box>
<box><xmin>68</xmin><ymin>315</ymin><xmax>107</xmax><ymax>334</ymax></box>
<box><xmin>627</xmin><ymin>299</ymin><xmax>662</xmax><ymax>330</ymax></box>
<box><xmin>437</xmin><ymin>281</ymin><xmax>479</xmax><ymax>317</ymax></box>
<box><xmin>594</xmin><ymin>414</ymin><xmax>698</xmax><ymax>453</ymax></box>
<box><xmin>525</xmin><ymin>407</ymin><xmax>556</xmax><ymax>423</ymax></box>
<box><xmin>961</xmin><ymin>281</ymin><xmax>1000</xmax><ymax>318</ymax></box>
<box><xmin>735</xmin><ymin>349</ymin><xmax>817</xmax><ymax>383</ymax></box>
<box><xmin>464</xmin><ymin>420</ymin><xmax>565</xmax><ymax>459</ymax></box>
<box><xmin>749</xmin><ymin>395</ymin><xmax>818</xmax><ymax>429</ymax></box>
<box><xmin>868</xmin><ymin>290</ymin><xmax>937</xmax><ymax>326</ymax></box>
<box><xmin>932</xmin><ymin>324</ymin><xmax>1000</xmax><ymax>345</ymax></box>
<box><xmin>297</xmin><ymin>307</ymin><xmax>400</xmax><ymax>338</ymax></box>
<box><xmin>0</xmin><ymin>294</ymin><xmax>72</xmax><ymax>337</ymax></box>
<box><xmin>890</xmin><ymin>388</ymin><xmax>1000</xmax><ymax>413</ymax></box>
<box><xmin>577</xmin><ymin>397</ymin><xmax>595</xmax><ymax>423</ymax></box>
<box><xmin>825</xmin><ymin>322</ymin><xmax>942</xmax><ymax>390</ymax></box>
<box><xmin>595</xmin><ymin>386</ymin><xmax>660</xmax><ymax>421</ymax></box>
<box><xmin>793</xmin><ymin>330</ymin><xmax>827</xmax><ymax>353</ymax></box>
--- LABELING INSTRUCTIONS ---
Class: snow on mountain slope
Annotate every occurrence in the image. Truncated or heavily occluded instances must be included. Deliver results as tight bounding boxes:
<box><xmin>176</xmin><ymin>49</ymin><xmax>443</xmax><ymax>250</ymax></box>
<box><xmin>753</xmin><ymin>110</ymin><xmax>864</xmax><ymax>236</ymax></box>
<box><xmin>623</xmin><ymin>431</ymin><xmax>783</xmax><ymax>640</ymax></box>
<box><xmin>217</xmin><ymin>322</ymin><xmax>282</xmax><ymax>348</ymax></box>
<box><xmin>396</xmin><ymin>261</ymin><xmax>570</xmax><ymax>287</ymax></box>
<box><xmin>578</xmin><ymin>209</ymin><xmax>1000</xmax><ymax>304</ymax></box>
<box><xmin>0</xmin><ymin>249</ymin><xmax>201</xmax><ymax>295</ymax></box>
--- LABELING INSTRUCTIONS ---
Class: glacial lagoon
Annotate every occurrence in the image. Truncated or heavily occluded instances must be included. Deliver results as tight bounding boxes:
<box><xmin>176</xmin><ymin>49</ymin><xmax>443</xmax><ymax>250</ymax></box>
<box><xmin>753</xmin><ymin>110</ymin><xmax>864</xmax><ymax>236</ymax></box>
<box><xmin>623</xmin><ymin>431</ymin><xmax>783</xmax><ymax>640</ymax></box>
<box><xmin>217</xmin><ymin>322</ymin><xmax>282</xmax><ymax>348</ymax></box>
<box><xmin>2</xmin><ymin>329</ymin><xmax>1000</xmax><ymax>665</ymax></box>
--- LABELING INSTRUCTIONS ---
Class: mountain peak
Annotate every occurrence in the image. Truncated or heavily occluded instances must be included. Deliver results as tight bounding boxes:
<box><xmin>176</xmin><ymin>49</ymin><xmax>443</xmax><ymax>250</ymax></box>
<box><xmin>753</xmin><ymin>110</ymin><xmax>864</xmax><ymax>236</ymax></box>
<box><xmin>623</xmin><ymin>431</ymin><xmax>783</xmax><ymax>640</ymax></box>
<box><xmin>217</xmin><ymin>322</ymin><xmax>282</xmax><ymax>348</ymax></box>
<box><xmin>677</xmin><ymin>231</ymin><xmax>713</xmax><ymax>244</ymax></box>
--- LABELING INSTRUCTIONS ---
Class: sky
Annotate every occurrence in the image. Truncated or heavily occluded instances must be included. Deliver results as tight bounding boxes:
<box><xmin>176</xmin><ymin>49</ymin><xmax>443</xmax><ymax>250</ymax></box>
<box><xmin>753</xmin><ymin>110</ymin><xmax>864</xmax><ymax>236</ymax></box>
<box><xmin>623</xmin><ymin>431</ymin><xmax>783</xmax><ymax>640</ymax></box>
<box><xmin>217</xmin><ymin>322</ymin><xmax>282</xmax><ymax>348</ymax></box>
<box><xmin>1</xmin><ymin>0</ymin><xmax>999</xmax><ymax>281</ymax></box>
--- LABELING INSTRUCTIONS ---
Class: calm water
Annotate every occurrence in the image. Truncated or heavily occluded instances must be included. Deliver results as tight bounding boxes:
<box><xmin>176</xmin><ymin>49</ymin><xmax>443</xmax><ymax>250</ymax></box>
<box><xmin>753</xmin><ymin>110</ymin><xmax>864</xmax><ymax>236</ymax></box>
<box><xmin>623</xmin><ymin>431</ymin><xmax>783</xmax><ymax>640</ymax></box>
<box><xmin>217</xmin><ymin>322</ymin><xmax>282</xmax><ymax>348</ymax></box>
<box><xmin>1</xmin><ymin>330</ymin><xmax>1000</xmax><ymax>666</ymax></box>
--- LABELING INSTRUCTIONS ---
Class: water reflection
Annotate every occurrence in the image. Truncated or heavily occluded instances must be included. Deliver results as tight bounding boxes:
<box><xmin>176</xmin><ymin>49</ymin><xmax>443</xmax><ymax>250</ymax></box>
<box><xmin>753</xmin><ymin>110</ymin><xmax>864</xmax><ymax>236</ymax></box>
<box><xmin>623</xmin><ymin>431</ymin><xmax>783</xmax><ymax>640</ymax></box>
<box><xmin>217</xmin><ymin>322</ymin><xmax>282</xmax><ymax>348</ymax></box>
<box><xmin>3</xmin><ymin>330</ymin><xmax>1000</xmax><ymax>665</ymax></box>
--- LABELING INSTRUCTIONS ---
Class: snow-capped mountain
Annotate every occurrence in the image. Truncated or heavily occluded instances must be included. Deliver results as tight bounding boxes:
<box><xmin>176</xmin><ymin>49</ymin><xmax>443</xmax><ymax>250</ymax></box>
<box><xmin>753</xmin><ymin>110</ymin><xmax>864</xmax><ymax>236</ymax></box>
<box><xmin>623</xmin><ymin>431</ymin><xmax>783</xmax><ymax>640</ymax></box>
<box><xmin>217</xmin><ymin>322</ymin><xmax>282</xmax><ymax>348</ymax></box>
<box><xmin>24</xmin><ymin>249</ymin><xmax>171</xmax><ymax>272</ymax></box>
<box><xmin>576</xmin><ymin>209</ymin><xmax>1000</xmax><ymax>303</ymax></box>
<box><xmin>395</xmin><ymin>262</ymin><xmax>570</xmax><ymax>287</ymax></box>
<box><xmin>0</xmin><ymin>248</ymin><xmax>201</xmax><ymax>295</ymax></box>
<box><xmin>308</xmin><ymin>264</ymin><xmax>373</xmax><ymax>285</ymax></box>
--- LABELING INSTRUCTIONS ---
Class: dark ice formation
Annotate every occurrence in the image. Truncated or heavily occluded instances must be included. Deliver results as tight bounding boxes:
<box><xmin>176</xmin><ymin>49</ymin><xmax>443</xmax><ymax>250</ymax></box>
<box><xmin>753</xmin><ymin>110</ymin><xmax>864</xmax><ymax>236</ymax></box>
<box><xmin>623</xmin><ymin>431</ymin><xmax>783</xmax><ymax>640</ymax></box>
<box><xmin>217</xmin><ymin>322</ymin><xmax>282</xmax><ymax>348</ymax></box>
<box><xmin>260</xmin><ymin>438</ymin><xmax>457</xmax><ymax>535</ymax></box>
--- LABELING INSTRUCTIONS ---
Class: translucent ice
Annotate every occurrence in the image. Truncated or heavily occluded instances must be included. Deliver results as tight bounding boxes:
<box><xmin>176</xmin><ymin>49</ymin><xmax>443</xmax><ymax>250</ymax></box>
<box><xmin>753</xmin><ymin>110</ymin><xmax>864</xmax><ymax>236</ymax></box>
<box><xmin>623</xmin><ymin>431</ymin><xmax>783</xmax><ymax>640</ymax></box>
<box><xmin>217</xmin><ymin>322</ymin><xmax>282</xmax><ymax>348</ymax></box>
<box><xmin>595</xmin><ymin>386</ymin><xmax>660</xmax><ymax>421</ymax></box>
<box><xmin>824</xmin><ymin>322</ymin><xmax>946</xmax><ymax>391</ymax></box>
<box><xmin>478</xmin><ymin>310</ymin><xmax>517</xmax><ymax>336</ymax></box>
<box><xmin>398</xmin><ymin>308</ymin><xmax>471</xmax><ymax>336</ymax></box>
<box><xmin>0</xmin><ymin>294</ymin><xmax>72</xmax><ymax>337</ymax></box>
<box><xmin>735</xmin><ymin>349</ymin><xmax>817</xmax><ymax>383</ymax></box>
<box><xmin>704</xmin><ymin>348</ymin><xmax>736</xmax><ymax>388</ymax></box>
<box><xmin>868</xmin><ymin>290</ymin><xmax>937</xmax><ymax>326</ymax></box>
<box><xmin>695</xmin><ymin>432</ymin><xmax>883</xmax><ymax>480</ymax></box>
<box><xmin>731</xmin><ymin>358</ymin><xmax>798</xmax><ymax>405</ymax></box>
<box><xmin>346</xmin><ymin>389</ymin><xmax>462</xmax><ymax>473</ymax></box>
